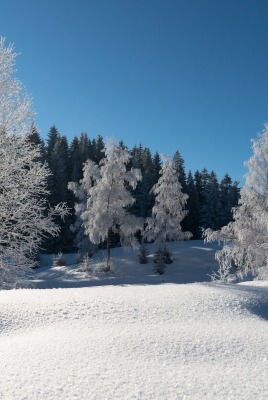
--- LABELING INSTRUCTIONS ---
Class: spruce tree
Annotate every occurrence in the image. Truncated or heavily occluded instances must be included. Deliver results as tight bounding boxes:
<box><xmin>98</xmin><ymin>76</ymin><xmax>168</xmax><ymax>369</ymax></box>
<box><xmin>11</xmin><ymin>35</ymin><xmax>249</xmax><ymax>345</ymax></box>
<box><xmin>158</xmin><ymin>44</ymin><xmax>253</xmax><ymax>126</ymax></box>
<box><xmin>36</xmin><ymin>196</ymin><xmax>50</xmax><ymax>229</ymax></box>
<box><xmin>144</xmin><ymin>155</ymin><xmax>192</xmax><ymax>243</ymax></box>
<box><xmin>201</xmin><ymin>171</ymin><xmax>221</xmax><ymax>230</ymax></box>
<box><xmin>184</xmin><ymin>171</ymin><xmax>200</xmax><ymax>238</ymax></box>
<box><xmin>172</xmin><ymin>150</ymin><xmax>187</xmax><ymax>192</ymax></box>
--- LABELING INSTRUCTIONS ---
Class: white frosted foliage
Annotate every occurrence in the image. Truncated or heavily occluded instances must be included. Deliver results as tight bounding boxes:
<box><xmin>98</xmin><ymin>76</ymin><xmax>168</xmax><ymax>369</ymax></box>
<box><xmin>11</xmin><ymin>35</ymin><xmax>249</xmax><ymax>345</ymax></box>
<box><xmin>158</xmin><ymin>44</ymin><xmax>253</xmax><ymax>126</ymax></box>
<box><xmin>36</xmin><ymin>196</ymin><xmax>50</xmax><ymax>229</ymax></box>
<box><xmin>145</xmin><ymin>155</ymin><xmax>192</xmax><ymax>242</ymax></box>
<box><xmin>205</xmin><ymin>124</ymin><xmax>268</xmax><ymax>280</ymax></box>
<box><xmin>0</xmin><ymin>38</ymin><xmax>69</xmax><ymax>288</ymax></box>
<box><xmin>69</xmin><ymin>138</ymin><xmax>143</xmax><ymax>266</ymax></box>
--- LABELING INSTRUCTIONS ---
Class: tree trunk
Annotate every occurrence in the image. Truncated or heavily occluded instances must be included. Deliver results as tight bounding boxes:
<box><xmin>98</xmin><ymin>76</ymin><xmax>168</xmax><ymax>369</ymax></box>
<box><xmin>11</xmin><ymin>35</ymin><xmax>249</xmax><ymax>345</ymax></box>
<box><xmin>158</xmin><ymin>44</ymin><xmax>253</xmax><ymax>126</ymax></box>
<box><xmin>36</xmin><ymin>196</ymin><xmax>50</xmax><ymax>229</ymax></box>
<box><xmin>106</xmin><ymin>231</ymin><xmax>110</xmax><ymax>271</ymax></box>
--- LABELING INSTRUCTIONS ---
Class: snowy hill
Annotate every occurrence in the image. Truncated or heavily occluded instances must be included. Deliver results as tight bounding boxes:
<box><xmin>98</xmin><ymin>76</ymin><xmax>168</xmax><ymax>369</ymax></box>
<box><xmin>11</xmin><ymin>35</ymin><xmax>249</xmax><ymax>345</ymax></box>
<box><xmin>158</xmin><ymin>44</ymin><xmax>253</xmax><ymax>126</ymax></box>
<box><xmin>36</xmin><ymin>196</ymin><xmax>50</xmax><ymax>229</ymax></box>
<box><xmin>0</xmin><ymin>241</ymin><xmax>268</xmax><ymax>400</ymax></box>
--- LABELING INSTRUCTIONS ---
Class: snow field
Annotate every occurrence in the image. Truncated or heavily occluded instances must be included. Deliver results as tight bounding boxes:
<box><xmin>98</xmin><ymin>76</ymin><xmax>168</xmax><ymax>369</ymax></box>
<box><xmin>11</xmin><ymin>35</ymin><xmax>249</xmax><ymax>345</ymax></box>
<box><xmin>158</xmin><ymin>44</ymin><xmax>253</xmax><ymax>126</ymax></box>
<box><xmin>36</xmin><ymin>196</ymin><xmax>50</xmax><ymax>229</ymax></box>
<box><xmin>0</xmin><ymin>282</ymin><xmax>268</xmax><ymax>400</ymax></box>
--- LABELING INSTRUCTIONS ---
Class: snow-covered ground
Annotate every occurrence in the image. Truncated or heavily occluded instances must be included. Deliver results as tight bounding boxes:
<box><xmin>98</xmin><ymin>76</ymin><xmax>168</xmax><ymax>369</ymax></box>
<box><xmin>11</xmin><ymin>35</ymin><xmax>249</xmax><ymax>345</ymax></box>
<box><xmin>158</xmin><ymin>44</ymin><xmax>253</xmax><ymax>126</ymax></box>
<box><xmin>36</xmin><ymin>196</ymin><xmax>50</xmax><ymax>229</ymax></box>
<box><xmin>0</xmin><ymin>241</ymin><xmax>268</xmax><ymax>400</ymax></box>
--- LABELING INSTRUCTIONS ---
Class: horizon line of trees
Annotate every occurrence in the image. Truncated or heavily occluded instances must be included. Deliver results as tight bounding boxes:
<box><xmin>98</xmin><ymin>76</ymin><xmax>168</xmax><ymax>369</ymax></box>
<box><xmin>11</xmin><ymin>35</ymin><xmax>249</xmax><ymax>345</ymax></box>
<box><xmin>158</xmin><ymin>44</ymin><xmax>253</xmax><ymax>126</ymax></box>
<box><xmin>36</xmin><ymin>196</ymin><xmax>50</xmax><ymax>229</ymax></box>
<box><xmin>28</xmin><ymin>124</ymin><xmax>240</xmax><ymax>254</ymax></box>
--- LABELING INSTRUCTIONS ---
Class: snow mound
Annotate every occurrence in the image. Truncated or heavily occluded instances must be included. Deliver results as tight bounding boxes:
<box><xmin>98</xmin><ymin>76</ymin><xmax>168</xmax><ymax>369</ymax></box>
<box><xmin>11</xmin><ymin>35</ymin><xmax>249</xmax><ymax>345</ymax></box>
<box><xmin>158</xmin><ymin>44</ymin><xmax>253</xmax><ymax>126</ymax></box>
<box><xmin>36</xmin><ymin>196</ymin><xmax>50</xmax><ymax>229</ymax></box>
<box><xmin>0</xmin><ymin>282</ymin><xmax>268</xmax><ymax>399</ymax></box>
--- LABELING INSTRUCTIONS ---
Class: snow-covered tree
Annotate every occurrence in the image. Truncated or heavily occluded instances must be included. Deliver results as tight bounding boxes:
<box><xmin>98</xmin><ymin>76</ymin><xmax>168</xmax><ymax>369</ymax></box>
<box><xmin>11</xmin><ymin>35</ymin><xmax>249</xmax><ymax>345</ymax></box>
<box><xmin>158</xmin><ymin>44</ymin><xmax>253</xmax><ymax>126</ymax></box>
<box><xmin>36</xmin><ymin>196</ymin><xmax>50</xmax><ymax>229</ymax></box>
<box><xmin>205</xmin><ymin>124</ymin><xmax>268</xmax><ymax>280</ymax></box>
<box><xmin>68</xmin><ymin>168</ymin><xmax>96</xmax><ymax>256</ymax></box>
<box><xmin>144</xmin><ymin>155</ymin><xmax>192</xmax><ymax>243</ymax></box>
<box><xmin>69</xmin><ymin>138</ymin><xmax>143</xmax><ymax>270</ymax></box>
<box><xmin>0</xmin><ymin>38</ymin><xmax>68</xmax><ymax>288</ymax></box>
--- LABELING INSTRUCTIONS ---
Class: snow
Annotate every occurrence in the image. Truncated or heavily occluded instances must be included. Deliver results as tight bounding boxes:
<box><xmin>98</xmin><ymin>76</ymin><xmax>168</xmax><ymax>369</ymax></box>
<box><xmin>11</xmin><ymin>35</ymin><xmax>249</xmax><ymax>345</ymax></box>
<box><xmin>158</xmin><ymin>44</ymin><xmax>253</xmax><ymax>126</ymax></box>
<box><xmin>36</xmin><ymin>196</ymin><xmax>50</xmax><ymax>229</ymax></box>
<box><xmin>0</xmin><ymin>241</ymin><xmax>268</xmax><ymax>399</ymax></box>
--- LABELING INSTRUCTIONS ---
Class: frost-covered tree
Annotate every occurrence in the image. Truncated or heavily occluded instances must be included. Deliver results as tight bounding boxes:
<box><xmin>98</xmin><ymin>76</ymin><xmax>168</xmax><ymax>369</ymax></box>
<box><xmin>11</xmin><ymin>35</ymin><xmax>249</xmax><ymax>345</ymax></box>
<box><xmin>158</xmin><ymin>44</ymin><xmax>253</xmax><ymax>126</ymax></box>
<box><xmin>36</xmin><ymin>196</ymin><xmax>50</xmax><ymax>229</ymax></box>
<box><xmin>205</xmin><ymin>124</ymin><xmax>268</xmax><ymax>280</ymax></box>
<box><xmin>144</xmin><ymin>155</ymin><xmax>192</xmax><ymax>243</ymax></box>
<box><xmin>69</xmin><ymin>138</ymin><xmax>143</xmax><ymax>270</ymax></box>
<box><xmin>0</xmin><ymin>38</ymin><xmax>68</xmax><ymax>288</ymax></box>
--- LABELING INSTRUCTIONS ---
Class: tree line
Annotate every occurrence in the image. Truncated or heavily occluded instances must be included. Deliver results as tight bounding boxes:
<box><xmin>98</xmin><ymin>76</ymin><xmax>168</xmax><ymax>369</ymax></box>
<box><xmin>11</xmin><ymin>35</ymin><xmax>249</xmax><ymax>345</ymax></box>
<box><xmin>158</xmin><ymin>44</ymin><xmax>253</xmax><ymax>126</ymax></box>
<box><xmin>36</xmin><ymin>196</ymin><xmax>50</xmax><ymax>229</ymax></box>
<box><xmin>27</xmin><ymin>124</ymin><xmax>240</xmax><ymax>254</ymax></box>
<box><xmin>2</xmin><ymin>36</ymin><xmax>266</xmax><ymax>288</ymax></box>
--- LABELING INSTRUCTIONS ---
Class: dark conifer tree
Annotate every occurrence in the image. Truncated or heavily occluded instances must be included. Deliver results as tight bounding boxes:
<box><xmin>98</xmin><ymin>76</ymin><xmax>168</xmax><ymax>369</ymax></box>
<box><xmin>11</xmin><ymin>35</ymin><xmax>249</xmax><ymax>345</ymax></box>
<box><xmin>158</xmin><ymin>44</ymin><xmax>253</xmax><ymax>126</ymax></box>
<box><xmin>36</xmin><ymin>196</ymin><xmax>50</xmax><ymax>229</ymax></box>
<box><xmin>219</xmin><ymin>174</ymin><xmax>240</xmax><ymax>227</ymax></box>
<box><xmin>27</xmin><ymin>123</ymin><xmax>46</xmax><ymax>161</ymax></box>
<box><xmin>95</xmin><ymin>134</ymin><xmax>105</xmax><ymax>164</ymax></box>
<box><xmin>46</xmin><ymin>125</ymin><xmax>60</xmax><ymax>158</ymax></box>
<box><xmin>201</xmin><ymin>171</ymin><xmax>221</xmax><ymax>230</ymax></box>
<box><xmin>45</xmin><ymin>133</ymin><xmax>74</xmax><ymax>252</ymax></box>
<box><xmin>152</xmin><ymin>151</ymin><xmax>161</xmax><ymax>185</ymax></box>
<box><xmin>184</xmin><ymin>171</ymin><xmax>200</xmax><ymax>238</ymax></box>
<box><xmin>69</xmin><ymin>135</ymin><xmax>82</xmax><ymax>182</ymax></box>
<box><xmin>79</xmin><ymin>132</ymin><xmax>91</xmax><ymax>165</ymax></box>
<box><xmin>172</xmin><ymin>150</ymin><xmax>187</xmax><ymax>192</ymax></box>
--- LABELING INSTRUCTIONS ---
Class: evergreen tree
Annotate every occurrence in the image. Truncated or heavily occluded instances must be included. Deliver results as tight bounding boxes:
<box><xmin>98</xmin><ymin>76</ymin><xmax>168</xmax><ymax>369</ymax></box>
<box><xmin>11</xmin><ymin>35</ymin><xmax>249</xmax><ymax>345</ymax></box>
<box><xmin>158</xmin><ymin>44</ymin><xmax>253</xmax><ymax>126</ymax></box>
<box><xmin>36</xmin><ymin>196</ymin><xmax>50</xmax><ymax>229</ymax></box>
<box><xmin>219</xmin><ymin>174</ymin><xmax>240</xmax><ymax>228</ymax></box>
<box><xmin>172</xmin><ymin>150</ymin><xmax>187</xmax><ymax>192</ymax></box>
<box><xmin>152</xmin><ymin>151</ymin><xmax>162</xmax><ymax>185</ymax></box>
<box><xmin>94</xmin><ymin>134</ymin><xmax>105</xmax><ymax>164</ymax></box>
<box><xmin>201</xmin><ymin>171</ymin><xmax>221</xmax><ymax>230</ymax></box>
<box><xmin>46</xmin><ymin>125</ymin><xmax>60</xmax><ymax>158</ymax></box>
<box><xmin>142</xmin><ymin>147</ymin><xmax>154</xmax><ymax>175</ymax></box>
<box><xmin>79</xmin><ymin>132</ymin><xmax>91</xmax><ymax>165</ymax></box>
<box><xmin>46</xmin><ymin>134</ymin><xmax>72</xmax><ymax>252</ymax></box>
<box><xmin>69</xmin><ymin>135</ymin><xmax>82</xmax><ymax>183</ymax></box>
<box><xmin>144</xmin><ymin>155</ymin><xmax>192</xmax><ymax>243</ymax></box>
<box><xmin>183</xmin><ymin>171</ymin><xmax>200</xmax><ymax>238</ymax></box>
<box><xmin>27</xmin><ymin>123</ymin><xmax>46</xmax><ymax>162</ymax></box>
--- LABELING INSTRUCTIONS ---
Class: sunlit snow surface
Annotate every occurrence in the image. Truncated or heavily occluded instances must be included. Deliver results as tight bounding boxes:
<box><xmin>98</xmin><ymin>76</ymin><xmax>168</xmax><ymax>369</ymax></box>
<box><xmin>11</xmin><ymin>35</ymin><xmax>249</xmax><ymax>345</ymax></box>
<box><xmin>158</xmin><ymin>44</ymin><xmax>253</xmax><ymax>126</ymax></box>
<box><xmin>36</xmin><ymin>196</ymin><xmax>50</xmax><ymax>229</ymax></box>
<box><xmin>0</xmin><ymin>241</ymin><xmax>268</xmax><ymax>399</ymax></box>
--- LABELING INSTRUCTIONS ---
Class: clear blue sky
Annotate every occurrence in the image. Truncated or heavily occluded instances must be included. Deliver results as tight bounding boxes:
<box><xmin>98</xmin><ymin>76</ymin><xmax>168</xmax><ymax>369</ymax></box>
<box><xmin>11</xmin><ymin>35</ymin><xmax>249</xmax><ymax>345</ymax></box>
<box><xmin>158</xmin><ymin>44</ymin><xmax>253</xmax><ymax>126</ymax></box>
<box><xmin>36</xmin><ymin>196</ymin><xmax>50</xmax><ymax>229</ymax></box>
<box><xmin>1</xmin><ymin>0</ymin><xmax>268</xmax><ymax>184</ymax></box>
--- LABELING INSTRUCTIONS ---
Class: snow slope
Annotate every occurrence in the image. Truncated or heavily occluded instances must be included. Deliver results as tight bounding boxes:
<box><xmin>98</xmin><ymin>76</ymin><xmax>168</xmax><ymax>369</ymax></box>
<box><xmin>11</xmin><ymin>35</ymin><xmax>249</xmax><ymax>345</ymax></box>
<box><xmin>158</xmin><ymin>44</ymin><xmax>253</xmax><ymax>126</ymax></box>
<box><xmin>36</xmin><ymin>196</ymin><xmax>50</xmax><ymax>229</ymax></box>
<box><xmin>0</xmin><ymin>241</ymin><xmax>268</xmax><ymax>400</ymax></box>
<box><xmin>31</xmin><ymin>240</ymin><xmax>221</xmax><ymax>289</ymax></box>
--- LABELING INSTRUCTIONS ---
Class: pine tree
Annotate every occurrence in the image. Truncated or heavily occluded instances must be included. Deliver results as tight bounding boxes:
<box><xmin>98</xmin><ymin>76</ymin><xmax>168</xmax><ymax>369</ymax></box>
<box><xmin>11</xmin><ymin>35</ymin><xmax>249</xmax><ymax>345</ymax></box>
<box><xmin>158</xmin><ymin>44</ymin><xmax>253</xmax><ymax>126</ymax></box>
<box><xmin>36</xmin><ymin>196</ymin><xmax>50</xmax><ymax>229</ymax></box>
<box><xmin>183</xmin><ymin>171</ymin><xmax>200</xmax><ymax>238</ymax></box>
<box><xmin>27</xmin><ymin>123</ymin><xmax>46</xmax><ymax>162</ymax></box>
<box><xmin>69</xmin><ymin>138</ymin><xmax>143</xmax><ymax>270</ymax></box>
<box><xmin>69</xmin><ymin>135</ymin><xmax>82</xmax><ymax>182</ymax></box>
<box><xmin>144</xmin><ymin>155</ymin><xmax>192</xmax><ymax>243</ymax></box>
<box><xmin>152</xmin><ymin>151</ymin><xmax>162</xmax><ymax>185</ymax></box>
<box><xmin>45</xmin><ymin>134</ymin><xmax>72</xmax><ymax>252</ymax></box>
<box><xmin>79</xmin><ymin>132</ymin><xmax>91</xmax><ymax>165</ymax></box>
<box><xmin>219</xmin><ymin>174</ymin><xmax>240</xmax><ymax>228</ymax></box>
<box><xmin>201</xmin><ymin>171</ymin><xmax>221</xmax><ymax>230</ymax></box>
<box><xmin>172</xmin><ymin>150</ymin><xmax>187</xmax><ymax>192</ymax></box>
<box><xmin>46</xmin><ymin>125</ymin><xmax>60</xmax><ymax>158</ymax></box>
<box><xmin>94</xmin><ymin>134</ymin><xmax>105</xmax><ymax>164</ymax></box>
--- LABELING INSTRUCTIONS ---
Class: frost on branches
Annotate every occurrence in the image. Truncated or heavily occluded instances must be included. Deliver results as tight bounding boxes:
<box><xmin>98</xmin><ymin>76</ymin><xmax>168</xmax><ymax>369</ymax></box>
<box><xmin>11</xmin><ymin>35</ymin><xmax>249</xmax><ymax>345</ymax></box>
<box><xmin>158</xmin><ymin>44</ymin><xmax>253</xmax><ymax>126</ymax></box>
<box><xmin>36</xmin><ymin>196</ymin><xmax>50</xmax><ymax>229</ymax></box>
<box><xmin>69</xmin><ymin>138</ymin><xmax>143</xmax><ymax>270</ymax></box>
<box><xmin>0</xmin><ymin>38</ymin><xmax>68</xmax><ymax>288</ymax></box>
<box><xmin>205</xmin><ymin>124</ymin><xmax>268</xmax><ymax>281</ymax></box>
<box><xmin>144</xmin><ymin>155</ymin><xmax>192</xmax><ymax>243</ymax></box>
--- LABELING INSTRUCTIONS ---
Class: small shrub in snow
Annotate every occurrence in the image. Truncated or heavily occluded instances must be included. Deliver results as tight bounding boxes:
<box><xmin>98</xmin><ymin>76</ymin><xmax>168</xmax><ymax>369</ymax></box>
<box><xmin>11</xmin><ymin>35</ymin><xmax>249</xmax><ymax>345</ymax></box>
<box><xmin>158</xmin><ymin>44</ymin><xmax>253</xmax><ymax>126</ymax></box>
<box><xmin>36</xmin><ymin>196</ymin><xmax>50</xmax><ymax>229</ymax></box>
<box><xmin>154</xmin><ymin>246</ymin><xmax>173</xmax><ymax>265</ymax></box>
<box><xmin>154</xmin><ymin>262</ymin><xmax>165</xmax><ymax>275</ymax></box>
<box><xmin>81</xmin><ymin>254</ymin><xmax>92</xmax><ymax>273</ymax></box>
<box><xmin>153</xmin><ymin>245</ymin><xmax>173</xmax><ymax>275</ymax></box>
<box><xmin>76</xmin><ymin>252</ymin><xmax>83</xmax><ymax>264</ymax></box>
<box><xmin>53</xmin><ymin>253</ymin><xmax>66</xmax><ymax>267</ymax></box>
<box><xmin>138</xmin><ymin>245</ymin><xmax>149</xmax><ymax>264</ymax></box>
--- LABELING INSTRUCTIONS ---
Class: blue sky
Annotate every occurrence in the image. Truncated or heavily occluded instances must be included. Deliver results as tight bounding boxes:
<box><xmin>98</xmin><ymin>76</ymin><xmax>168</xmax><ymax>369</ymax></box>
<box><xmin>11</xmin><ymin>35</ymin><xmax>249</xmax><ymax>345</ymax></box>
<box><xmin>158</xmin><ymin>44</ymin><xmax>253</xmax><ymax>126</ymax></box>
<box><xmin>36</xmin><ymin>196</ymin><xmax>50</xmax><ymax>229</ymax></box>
<box><xmin>1</xmin><ymin>0</ymin><xmax>268</xmax><ymax>183</ymax></box>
